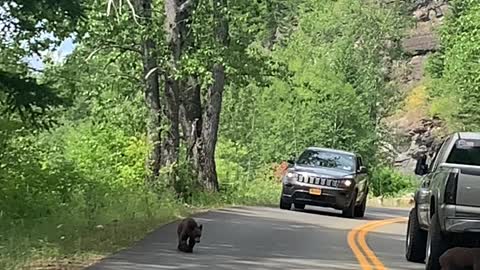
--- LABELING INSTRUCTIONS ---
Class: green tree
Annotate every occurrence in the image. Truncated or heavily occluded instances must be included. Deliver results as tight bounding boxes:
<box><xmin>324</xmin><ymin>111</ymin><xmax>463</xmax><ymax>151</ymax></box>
<box><xmin>220</xmin><ymin>0</ymin><xmax>407</xmax><ymax>169</ymax></box>
<box><xmin>427</xmin><ymin>0</ymin><xmax>480</xmax><ymax>131</ymax></box>
<box><xmin>0</xmin><ymin>0</ymin><xmax>84</xmax><ymax>127</ymax></box>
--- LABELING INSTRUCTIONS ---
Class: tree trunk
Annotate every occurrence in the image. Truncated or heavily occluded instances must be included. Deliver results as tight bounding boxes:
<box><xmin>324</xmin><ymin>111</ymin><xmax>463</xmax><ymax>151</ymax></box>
<box><xmin>195</xmin><ymin>0</ymin><xmax>229</xmax><ymax>192</ymax></box>
<box><xmin>161</xmin><ymin>76</ymin><xmax>180</xmax><ymax>167</ymax></box>
<box><xmin>162</xmin><ymin>0</ymin><xmax>194</xmax><ymax>167</ymax></box>
<box><xmin>162</xmin><ymin>0</ymin><xmax>180</xmax><ymax>167</ymax></box>
<box><xmin>179</xmin><ymin>76</ymin><xmax>202</xmax><ymax>162</ymax></box>
<box><xmin>137</xmin><ymin>0</ymin><xmax>162</xmax><ymax>185</ymax></box>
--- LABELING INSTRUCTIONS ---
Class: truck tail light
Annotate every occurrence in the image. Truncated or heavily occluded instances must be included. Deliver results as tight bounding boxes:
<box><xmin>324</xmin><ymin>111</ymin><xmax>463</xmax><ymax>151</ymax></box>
<box><xmin>444</xmin><ymin>169</ymin><xmax>459</xmax><ymax>204</ymax></box>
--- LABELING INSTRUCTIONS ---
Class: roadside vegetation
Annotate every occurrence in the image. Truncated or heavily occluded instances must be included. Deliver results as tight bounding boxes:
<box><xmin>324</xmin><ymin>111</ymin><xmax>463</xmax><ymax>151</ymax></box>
<box><xmin>4</xmin><ymin>0</ymin><xmax>475</xmax><ymax>268</ymax></box>
<box><xmin>425</xmin><ymin>0</ymin><xmax>480</xmax><ymax>132</ymax></box>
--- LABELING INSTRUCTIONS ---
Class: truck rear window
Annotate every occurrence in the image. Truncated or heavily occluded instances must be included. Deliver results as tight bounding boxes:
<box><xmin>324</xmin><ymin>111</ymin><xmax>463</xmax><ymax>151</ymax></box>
<box><xmin>446</xmin><ymin>139</ymin><xmax>480</xmax><ymax>166</ymax></box>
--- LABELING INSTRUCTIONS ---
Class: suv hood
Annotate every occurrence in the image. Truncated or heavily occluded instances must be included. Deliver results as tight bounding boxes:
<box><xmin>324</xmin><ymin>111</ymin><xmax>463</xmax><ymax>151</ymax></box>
<box><xmin>290</xmin><ymin>165</ymin><xmax>354</xmax><ymax>178</ymax></box>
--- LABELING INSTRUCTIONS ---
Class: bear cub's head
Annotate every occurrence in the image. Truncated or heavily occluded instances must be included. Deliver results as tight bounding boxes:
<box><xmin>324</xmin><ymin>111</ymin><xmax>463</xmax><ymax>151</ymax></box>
<box><xmin>192</xmin><ymin>224</ymin><xmax>203</xmax><ymax>243</ymax></box>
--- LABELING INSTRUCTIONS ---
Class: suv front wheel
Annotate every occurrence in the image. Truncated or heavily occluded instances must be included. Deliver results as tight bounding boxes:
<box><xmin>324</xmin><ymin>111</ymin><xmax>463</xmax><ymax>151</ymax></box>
<box><xmin>279</xmin><ymin>197</ymin><xmax>291</xmax><ymax>210</ymax></box>
<box><xmin>354</xmin><ymin>193</ymin><xmax>367</xmax><ymax>218</ymax></box>
<box><xmin>342</xmin><ymin>190</ymin><xmax>357</xmax><ymax>218</ymax></box>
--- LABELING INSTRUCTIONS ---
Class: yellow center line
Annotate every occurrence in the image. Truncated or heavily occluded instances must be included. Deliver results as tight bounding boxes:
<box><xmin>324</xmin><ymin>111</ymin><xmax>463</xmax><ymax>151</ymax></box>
<box><xmin>348</xmin><ymin>217</ymin><xmax>408</xmax><ymax>270</ymax></box>
<box><xmin>348</xmin><ymin>225</ymin><xmax>373</xmax><ymax>270</ymax></box>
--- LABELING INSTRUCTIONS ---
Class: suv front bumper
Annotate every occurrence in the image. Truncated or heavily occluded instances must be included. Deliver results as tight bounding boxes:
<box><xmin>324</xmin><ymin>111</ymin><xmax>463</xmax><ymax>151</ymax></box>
<box><xmin>281</xmin><ymin>183</ymin><xmax>353</xmax><ymax>210</ymax></box>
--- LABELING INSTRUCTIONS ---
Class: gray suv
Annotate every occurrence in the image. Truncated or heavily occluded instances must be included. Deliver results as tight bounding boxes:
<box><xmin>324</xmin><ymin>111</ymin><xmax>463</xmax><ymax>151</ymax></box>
<box><xmin>405</xmin><ymin>132</ymin><xmax>480</xmax><ymax>270</ymax></box>
<box><xmin>279</xmin><ymin>147</ymin><xmax>369</xmax><ymax>218</ymax></box>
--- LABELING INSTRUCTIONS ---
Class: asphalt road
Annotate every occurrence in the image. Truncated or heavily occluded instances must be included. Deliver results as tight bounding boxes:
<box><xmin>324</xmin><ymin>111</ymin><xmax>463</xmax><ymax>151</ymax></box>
<box><xmin>86</xmin><ymin>206</ymin><xmax>425</xmax><ymax>270</ymax></box>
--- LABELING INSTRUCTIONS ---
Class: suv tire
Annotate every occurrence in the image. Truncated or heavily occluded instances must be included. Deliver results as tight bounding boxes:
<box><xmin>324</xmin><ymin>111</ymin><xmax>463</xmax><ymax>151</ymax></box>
<box><xmin>342</xmin><ymin>190</ymin><xmax>357</xmax><ymax>218</ymax></box>
<box><xmin>405</xmin><ymin>208</ymin><xmax>427</xmax><ymax>263</ymax></box>
<box><xmin>279</xmin><ymin>197</ymin><xmax>291</xmax><ymax>210</ymax></box>
<box><xmin>354</xmin><ymin>194</ymin><xmax>367</xmax><ymax>218</ymax></box>
<box><xmin>426</xmin><ymin>213</ymin><xmax>450</xmax><ymax>270</ymax></box>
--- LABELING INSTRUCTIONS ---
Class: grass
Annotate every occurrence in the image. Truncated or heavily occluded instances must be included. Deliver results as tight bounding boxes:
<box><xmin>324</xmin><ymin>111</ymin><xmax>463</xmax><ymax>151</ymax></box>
<box><xmin>1</xmin><ymin>179</ymin><xmax>282</xmax><ymax>270</ymax></box>
<box><xmin>0</xmin><ymin>203</ymin><xmax>194</xmax><ymax>270</ymax></box>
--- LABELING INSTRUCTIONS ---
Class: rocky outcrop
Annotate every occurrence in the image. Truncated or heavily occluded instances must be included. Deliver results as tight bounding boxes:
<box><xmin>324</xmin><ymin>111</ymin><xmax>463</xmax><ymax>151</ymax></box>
<box><xmin>401</xmin><ymin>0</ymin><xmax>449</xmax><ymax>84</ymax></box>
<box><xmin>393</xmin><ymin>117</ymin><xmax>444</xmax><ymax>175</ymax></box>
<box><xmin>382</xmin><ymin>1</ymin><xmax>449</xmax><ymax>174</ymax></box>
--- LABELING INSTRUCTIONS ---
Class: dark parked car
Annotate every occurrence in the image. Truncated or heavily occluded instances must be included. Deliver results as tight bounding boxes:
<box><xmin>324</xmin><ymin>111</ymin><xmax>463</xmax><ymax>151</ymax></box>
<box><xmin>279</xmin><ymin>147</ymin><xmax>369</xmax><ymax>218</ymax></box>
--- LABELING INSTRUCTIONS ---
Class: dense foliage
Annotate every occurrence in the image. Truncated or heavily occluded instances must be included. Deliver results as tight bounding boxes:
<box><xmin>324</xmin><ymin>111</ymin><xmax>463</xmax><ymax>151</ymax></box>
<box><xmin>426</xmin><ymin>0</ymin><xmax>480</xmax><ymax>131</ymax></box>
<box><xmin>0</xmin><ymin>0</ymin><xmax>424</xmax><ymax>268</ymax></box>
<box><xmin>221</xmin><ymin>0</ymin><xmax>407</xmax><ymax>168</ymax></box>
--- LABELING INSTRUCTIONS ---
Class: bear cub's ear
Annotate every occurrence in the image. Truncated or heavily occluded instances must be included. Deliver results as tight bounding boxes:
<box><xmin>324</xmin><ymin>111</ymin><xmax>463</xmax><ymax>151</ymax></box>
<box><xmin>199</xmin><ymin>224</ymin><xmax>203</xmax><ymax>230</ymax></box>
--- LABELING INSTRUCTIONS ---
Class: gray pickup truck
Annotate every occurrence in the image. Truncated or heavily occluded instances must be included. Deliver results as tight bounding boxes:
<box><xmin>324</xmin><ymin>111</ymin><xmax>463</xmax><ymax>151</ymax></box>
<box><xmin>405</xmin><ymin>132</ymin><xmax>480</xmax><ymax>270</ymax></box>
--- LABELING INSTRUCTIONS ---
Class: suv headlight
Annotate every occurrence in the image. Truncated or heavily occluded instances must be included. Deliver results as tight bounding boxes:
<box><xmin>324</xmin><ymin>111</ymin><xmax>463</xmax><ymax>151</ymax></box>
<box><xmin>286</xmin><ymin>172</ymin><xmax>296</xmax><ymax>178</ymax></box>
<box><xmin>283</xmin><ymin>172</ymin><xmax>299</xmax><ymax>183</ymax></box>
<box><xmin>339</xmin><ymin>179</ymin><xmax>353</xmax><ymax>188</ymax></box>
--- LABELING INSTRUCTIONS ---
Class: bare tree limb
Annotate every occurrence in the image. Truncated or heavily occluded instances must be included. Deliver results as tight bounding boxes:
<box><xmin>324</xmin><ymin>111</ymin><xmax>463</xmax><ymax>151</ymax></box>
<box><xmin>126</xmin><ymin>0</ymin><xmax>141</xmax><ymax>25</ymax></box>
<box><xmin>86</xmin><ymin>44</ymin><xmax>142</xmax><ymax>61</ymax></box>
<box><xmin>106</xmin><ymin>0</ymin><xmax>116</xmax><ymax>16</ymax></box>
<box><xmin>178</xmin><ymin>0</ymin><xmax>193</xmax><ymax>13</ymax></box>
<box><xmin>118</xmin><ymin>74</ymin><xmax>143</xmax><ymax>84</ymax></box>
<box><xmin>145</xmin><ymin>67</ymin><xmax>159</xmax><ymax>80</ymax></box>
<box><xmin>27</xmin><ymin>66</ymin><xmax>45</xmax><ymax>73</ymax></box>
<box><xmin>106</xmin><ymin>0</ymin><xmax>141</xmax><ymax>26</ymax></box>
<box><xmin>102</xmin><ymin>52</ymin><xmax>125</xmax><ymax>70</ymax></box>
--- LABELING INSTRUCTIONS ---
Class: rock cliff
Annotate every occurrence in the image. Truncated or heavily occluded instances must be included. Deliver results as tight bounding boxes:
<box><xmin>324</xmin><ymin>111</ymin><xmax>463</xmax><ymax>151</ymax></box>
<box><xmin>384</xmin><ymin>0</ymin><xmax>449</xmax><ymax>175</ymax></box>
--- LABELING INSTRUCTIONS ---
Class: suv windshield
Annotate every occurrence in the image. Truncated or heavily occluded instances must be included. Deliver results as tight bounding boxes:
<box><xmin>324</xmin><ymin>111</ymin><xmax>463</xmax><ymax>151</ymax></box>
<box><xmin>447</xmin><ymin>139</ymin><xmax>480</xmax><ymax>166</ymax></box>
<box><xmin>296</xmin><ymin>149</ymin><xmax>355</xmax><ymax>172</ymax></box>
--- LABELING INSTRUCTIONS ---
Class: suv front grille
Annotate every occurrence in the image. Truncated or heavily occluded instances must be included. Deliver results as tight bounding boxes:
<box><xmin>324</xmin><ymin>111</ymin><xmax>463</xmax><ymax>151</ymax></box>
<box><xmin>298</xmin><ymin>175</ymin><xmax>339</xmax><ymax>188</ymax></box>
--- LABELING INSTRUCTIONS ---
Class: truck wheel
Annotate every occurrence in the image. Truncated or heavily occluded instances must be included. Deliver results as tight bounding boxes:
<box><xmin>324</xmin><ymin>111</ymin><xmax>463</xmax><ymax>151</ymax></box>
<box><xmin>279</xmin><ymin>197</ymin><xmax>291</xmax><ymax>210</ymax></box>
<box><xmin>294</xmin><ymin>203</ymin><xmax>305</xmax><ymax>210</ymax></box>
<box><xmin>354</xmin><ymin>194</ymin><xmax>367</xmax><ymax>218</ymax></box>
<box><xmin>426</xmin><ymin>213</ymin><xmax>450</xmax><ymax>270</ymax></box>
<box><xmin>342</xmin><ymin>191</ymin><xmax>357</xmax><ymax>218</ymax></box>
<box><xmin>405</xmin><ymin>208</ymin><xmax>427</xmax><ymax>263</ymax></box>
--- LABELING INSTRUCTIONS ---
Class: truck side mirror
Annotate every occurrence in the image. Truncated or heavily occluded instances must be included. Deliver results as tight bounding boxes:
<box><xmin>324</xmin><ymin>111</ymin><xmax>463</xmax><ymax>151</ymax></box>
<box><xmin>414</xmin><ymin>157</ymin><xmax>428</xmax><ymax>176</ymax></box>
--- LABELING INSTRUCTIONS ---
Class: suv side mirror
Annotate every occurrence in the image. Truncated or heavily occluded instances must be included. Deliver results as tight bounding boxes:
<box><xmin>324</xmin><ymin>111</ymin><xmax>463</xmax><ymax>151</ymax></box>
<box><xmin>287</xmin><ymin>153</ymin><xmax>296</xmax><ymax>167</ymax></box>
<box><xmin>287</xmin><ymin>159</ymin><xmax>295</xmax><ymax>166</ymax></box>
<box><xmin>414</xmin><ymin>157</ymin><xmax>429</xmax><ymax>176</ymax></box>
<box><xmin>358</xmin><ymin>166</ymin><xmax>368</xmax><ymax>174</ymax></box>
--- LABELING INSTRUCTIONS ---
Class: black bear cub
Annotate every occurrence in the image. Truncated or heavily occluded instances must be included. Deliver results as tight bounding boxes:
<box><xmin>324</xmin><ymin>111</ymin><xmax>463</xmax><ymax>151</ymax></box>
<box><xmin>177</xmin><ymin>217</ymin><xmax>203</xmax><ymax>253</ymax></box>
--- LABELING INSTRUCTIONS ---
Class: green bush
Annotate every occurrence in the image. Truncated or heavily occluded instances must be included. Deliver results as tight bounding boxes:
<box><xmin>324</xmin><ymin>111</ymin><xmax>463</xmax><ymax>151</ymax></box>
<box><xmin>1</xmin><ymin>124</ymin><xmax>282</xmax><ymax>269</ymax></box>
<box><xmin>215</xmin><ymin>139</ymin><xmax>282</xmax><ymax>206</ymax></box>
<box><xmin>369</xmin><ymin>166</ymin><xmax>418</xmax><ymax>198</ymax></box>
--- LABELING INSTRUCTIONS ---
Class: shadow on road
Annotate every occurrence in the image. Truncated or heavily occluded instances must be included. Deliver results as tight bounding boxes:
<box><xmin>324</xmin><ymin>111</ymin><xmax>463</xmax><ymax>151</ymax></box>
<box><xmin>291</xmin><ymin>205</ymin><xmax>410</xmax><ymax>221</ymax></box>
<box><xmin>86</xmin><ymin>207</ymin><xmax>360</xmax><ymax>270</ymax></box>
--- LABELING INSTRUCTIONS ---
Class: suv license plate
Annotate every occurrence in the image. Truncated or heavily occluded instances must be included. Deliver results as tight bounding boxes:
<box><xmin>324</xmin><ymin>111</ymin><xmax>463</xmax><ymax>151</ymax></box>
<box><xmin>309</xmin><ymin>188</ymin><xmax>322</xmax><ymax>196</ymax></box>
